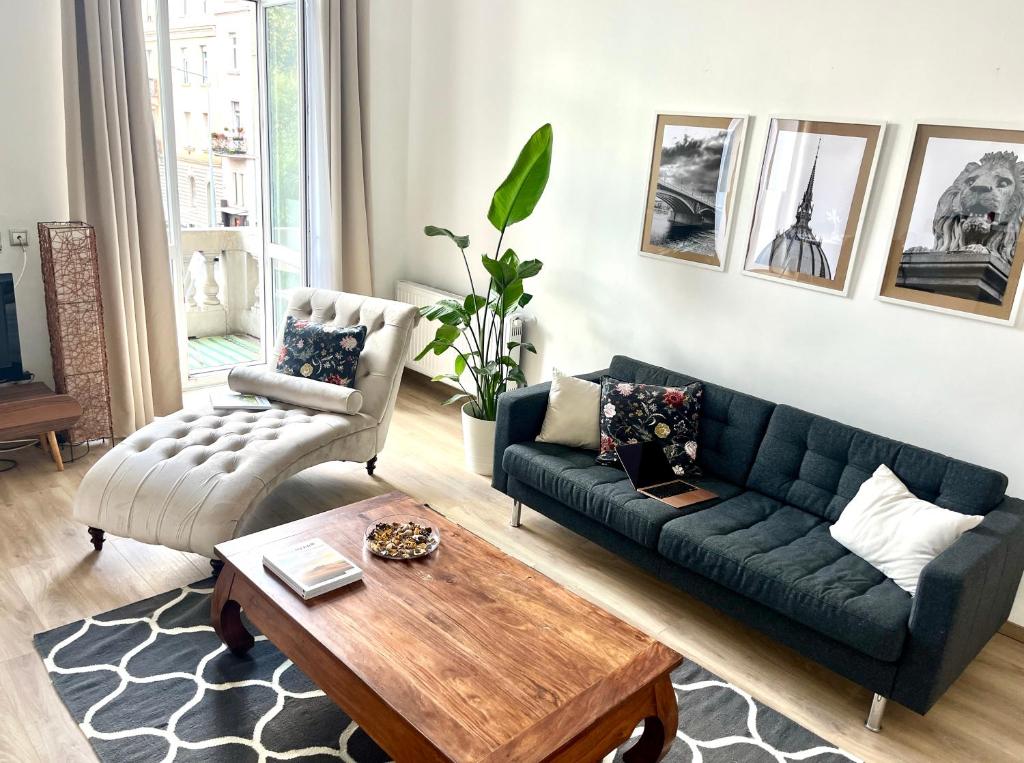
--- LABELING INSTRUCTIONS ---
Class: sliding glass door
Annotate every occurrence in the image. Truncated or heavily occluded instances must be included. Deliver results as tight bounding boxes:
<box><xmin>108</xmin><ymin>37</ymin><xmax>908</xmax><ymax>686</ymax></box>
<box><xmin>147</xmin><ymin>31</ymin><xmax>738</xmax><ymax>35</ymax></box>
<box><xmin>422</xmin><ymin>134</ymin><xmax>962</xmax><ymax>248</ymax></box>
<box><xmin>260</xmin><ymin>0</ymin><xmax>305</xmax><ymax>344</ymax></box>
<box><xmin>143</xmin><ymin>0</ymin><xmax>307</xmax><ymax>384</ymax></box>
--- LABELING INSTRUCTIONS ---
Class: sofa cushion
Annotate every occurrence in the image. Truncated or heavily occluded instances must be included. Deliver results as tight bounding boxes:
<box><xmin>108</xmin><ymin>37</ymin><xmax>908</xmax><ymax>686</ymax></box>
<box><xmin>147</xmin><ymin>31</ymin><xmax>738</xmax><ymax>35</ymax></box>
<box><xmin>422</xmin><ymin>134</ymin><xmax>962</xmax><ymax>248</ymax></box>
<box><xmin>658</xmin><ymin>491</ymin><xmax>912</xmax><ymax>661</ymax></box>
<box><xmin>607</xmin><ymin>356</ymin><xmax>774</xmax><ymax>485</ymax></box>
<box><xmin>502</xmin><ymin>441</ymin><xmax>740</xmax><ymax>548</ymax></box>
<box><xmin>747</xmin><ymin>405</ymin><xmax>1008</xmax><ymax>522</ymax></box>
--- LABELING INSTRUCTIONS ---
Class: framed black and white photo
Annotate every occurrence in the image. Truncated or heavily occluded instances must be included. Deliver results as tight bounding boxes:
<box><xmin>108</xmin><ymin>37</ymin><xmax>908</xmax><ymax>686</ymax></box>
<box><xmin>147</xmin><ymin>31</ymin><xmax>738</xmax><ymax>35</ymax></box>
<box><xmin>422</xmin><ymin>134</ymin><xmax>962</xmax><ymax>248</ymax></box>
<box><xmin>879</xmin><ymin>123</ymin><xmax>1024</xmax><ymax>324</ymax></box>
<box><xmin>744</xmin><ymin>118</ymin><xmax>883</xmax><ymax>296</ymax></box>
<box><xmin>639</xmin><ymin>113</ymin><xmax>748</xmax><ymax>270</ymax></box>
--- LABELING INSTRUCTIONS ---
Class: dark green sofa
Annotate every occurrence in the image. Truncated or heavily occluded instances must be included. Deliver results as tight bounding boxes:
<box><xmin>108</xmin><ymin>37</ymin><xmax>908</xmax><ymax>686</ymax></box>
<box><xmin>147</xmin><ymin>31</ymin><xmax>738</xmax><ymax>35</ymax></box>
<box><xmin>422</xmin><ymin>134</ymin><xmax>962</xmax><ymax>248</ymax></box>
<box><xmin>491</xmin><ymin>355</ymin><xmax>1024</xmax><ymax>728</ymax></box>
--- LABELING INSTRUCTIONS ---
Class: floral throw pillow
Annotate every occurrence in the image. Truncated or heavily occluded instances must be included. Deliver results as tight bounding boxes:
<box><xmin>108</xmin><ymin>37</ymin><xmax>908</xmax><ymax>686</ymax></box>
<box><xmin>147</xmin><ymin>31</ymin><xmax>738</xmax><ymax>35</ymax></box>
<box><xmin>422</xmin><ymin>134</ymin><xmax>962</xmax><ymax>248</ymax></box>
<box><xmin>597</xmin><ymin>377</ymin><xmax>703</xmax><ymax>476</ymax></box>
<box><xmin>275</xmin><ymin>316</ymin><xmax>367</xmax><ymax>387</ymax></box>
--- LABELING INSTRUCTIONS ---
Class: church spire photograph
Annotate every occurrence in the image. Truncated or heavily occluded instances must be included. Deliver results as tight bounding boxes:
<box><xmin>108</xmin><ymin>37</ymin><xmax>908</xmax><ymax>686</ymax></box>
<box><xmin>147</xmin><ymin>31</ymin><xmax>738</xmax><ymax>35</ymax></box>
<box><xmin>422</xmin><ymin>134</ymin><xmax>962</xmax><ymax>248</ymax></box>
<box><xmin>744</xmin><ymin>118</ymin><xmax>883</xmax><ymax>295</ymax></box>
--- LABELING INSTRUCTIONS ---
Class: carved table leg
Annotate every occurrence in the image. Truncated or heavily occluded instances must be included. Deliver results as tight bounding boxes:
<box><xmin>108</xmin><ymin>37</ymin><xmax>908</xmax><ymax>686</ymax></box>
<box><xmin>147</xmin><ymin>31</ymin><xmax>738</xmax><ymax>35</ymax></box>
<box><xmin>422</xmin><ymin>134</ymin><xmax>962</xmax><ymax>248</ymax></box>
<box><xmin>623</xmin><ymin>675</ymin><xmax>678</xmax><ymax>762</ymax></box>
<box><xmin>211</xmin><ymin>567</ymin><xmax>254</xmax><ymax>655</ymax></box>
<box><xmin>88</xmin><ymin>527</ymin><xmax>105</xmax><ymax>551</ymax></box>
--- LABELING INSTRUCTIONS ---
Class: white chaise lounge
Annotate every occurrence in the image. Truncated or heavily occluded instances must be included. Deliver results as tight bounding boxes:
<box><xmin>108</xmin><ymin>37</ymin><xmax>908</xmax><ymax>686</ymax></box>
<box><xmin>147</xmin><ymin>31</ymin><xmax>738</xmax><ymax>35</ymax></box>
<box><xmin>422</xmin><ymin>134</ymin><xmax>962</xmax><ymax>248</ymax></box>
<box><xmin>73</xmin><ymin>288</ymin><xmax>418</xmax><ymax>568</ymax></box>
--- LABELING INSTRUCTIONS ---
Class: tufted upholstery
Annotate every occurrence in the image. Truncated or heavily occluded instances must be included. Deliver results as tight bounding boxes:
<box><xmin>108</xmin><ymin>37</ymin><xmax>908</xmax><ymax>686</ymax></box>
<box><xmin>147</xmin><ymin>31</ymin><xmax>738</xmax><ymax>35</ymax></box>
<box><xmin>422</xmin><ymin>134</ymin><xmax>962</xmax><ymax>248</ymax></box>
<box><xmin>493</xmin><ymin>356</ymin><xmax>1024</xmax><ymax>715</ymax></box>
<box><xmin>74</xmin><ymin>289</ymin><xmax>418</xmax><ymax>558</ymax></box>
<box><xmin>502</xmin><ymin>441</ymin><xmax>741</xmax><ymax>548</ymax></box>
<box><xmin>284</xmin><ymin>289</ymin><xmax>418</xmax><ymax>443</ymax></box>
<box><xmin>747</xmin><ymin>405</ymin><xmax>1007</xmax><ymax>523</ymax></box>
<box><xmin>658</xmin><ymin>491</ymin><xmax>912</xmax><ymax>661</ymax></box>
<box><xmin>607</xmin><ymin>355</ymin><xmax>774</xmax><ymax>485</ymax></box>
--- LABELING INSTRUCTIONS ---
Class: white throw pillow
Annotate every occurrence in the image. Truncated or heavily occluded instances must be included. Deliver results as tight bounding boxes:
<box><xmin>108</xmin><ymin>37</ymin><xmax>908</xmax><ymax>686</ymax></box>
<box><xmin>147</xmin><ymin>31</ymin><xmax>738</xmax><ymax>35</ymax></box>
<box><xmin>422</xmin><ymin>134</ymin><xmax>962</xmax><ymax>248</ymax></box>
<box><xmin>830</xmin><ymin>464</ymin><xmax>984</xmax><ymax>596</ymax></box>
<box><xmin>536</xmin><ymin>368</ymin><xmax>600</xmax><ymax>450</ymax></box>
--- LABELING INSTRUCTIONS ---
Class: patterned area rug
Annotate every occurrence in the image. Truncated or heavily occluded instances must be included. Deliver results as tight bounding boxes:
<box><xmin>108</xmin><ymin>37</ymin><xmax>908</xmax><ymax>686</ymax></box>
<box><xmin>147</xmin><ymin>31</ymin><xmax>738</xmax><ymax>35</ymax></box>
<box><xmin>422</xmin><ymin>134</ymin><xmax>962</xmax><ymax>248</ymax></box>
<box><xmin>34</xmin><ymin>581</ymin><xmax>859</xmax><ymax>762</ymax></box>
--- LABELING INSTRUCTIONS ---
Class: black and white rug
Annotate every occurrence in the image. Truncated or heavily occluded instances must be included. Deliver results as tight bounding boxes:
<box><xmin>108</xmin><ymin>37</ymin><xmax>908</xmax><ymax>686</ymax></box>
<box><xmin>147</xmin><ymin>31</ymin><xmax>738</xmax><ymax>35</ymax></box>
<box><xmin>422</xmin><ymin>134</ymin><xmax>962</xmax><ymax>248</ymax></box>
<box><xmin>34</xmin><ymin>580</ymin><xmax>859</xmax><ymax>762</ymax></box>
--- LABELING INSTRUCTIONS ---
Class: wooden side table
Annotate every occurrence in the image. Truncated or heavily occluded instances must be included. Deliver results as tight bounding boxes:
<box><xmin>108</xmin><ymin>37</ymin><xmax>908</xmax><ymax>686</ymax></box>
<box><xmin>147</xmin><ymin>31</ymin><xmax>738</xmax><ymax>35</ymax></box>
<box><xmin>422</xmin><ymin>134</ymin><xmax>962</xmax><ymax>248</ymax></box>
<box><xmin>0</xmin><ymin>383</ymin><xmax>83</xmax><ymax>471</ymax></box>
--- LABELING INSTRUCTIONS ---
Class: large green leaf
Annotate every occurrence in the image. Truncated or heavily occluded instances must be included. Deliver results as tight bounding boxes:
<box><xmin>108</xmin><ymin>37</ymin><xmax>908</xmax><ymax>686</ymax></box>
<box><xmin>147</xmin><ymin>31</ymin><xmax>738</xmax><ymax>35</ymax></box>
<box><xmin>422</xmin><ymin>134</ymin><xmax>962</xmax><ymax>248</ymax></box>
<box><xmin>517</xmin><ymin>259</ymin><xmax>543</xmax><ymax>279</ymax></box>
<box><xmin>463</xmin><ymin>294</ymin><xmax>487</xmax><ymax>315</ymax></box>
<box><xmin>508</xmin><ymin>340</ymin><xmax>536</xmax><ymax>354</ymax></box>
<box><xmin>481</xmin><ymin>256</ymin><xmax>511</xmax><ymax>289</ymax></box>
<box><xmin>500</xmin><ymin>279</ymin><xmax>524</xmax><ymax>312</ymax></box>
<box><xmin>424</xmin><ymin>225</ymin><xmax>470</xmax><ymax>249</ymax></box>
<box><xmin>420</xmin><ymin>298</ymin><xmax>467</xmax><ymax>326</ymax></box>
<box><xmin>486</xmin><ymin>124</ymin><xmax>553</xmax><ymax>231</ymax></box>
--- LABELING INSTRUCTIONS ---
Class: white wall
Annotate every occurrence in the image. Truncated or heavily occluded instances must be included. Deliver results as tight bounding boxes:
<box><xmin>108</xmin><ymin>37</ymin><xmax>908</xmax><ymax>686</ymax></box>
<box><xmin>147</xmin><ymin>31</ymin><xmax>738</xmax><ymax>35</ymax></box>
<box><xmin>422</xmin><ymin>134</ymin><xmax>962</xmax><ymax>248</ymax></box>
<box><xmin>377</xmin><ymin>0</ymin><xmax>1024</xmax><ymax>622</ymax></box>
<box><xmin>0</xmin><ymin>0</ymin><xmax>68</xmax><ymax>388</ymax></box>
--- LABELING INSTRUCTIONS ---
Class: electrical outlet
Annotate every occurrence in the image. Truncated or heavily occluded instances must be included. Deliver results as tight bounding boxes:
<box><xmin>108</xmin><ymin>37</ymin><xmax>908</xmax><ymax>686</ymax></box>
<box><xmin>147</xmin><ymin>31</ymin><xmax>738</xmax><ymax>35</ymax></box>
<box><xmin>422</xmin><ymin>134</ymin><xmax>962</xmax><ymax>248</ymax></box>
<box><xmin>9</xmin><ymin>229</ymin><xmax>28</xmax><ymax>247</ymax></box>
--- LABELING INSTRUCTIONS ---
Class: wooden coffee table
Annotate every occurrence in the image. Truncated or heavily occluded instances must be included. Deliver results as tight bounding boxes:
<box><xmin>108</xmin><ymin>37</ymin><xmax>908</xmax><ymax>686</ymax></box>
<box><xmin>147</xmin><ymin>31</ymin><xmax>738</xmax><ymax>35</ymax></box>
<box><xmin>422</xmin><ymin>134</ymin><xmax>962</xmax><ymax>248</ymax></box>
<box><xmin>212</xmin><ymin>492</ymin><xmax>682</xmax><ymax>762</ymax></box>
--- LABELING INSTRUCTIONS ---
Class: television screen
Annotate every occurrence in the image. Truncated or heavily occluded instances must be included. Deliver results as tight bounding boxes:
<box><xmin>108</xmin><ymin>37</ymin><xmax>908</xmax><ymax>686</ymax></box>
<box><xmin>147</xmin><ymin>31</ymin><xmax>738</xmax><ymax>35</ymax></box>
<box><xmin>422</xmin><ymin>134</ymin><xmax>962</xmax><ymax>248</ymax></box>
<box><xmin>0</xmin><ymin>273</ymin><xmax>28</xmax><ymax>382</ymax></box>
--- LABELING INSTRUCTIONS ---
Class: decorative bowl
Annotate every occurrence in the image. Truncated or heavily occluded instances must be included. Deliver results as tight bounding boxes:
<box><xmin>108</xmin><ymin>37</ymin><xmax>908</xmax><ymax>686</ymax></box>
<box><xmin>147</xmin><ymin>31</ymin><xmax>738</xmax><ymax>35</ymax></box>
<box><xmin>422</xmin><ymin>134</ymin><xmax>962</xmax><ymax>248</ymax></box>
<box><xmin>364</xmin><ymin>515</ymin><xmax>440</xmax><ymax>560</ymax></box>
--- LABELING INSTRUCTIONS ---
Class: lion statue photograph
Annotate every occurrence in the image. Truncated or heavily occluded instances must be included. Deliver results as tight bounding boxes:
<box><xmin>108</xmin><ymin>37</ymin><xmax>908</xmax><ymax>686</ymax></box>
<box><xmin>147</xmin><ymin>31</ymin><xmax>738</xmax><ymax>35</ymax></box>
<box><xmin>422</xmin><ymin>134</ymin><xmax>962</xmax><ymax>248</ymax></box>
<box><xmin>907</xmin><ymin>150</ymin><xmax>1024</xmax><ymax>269</ymax></box>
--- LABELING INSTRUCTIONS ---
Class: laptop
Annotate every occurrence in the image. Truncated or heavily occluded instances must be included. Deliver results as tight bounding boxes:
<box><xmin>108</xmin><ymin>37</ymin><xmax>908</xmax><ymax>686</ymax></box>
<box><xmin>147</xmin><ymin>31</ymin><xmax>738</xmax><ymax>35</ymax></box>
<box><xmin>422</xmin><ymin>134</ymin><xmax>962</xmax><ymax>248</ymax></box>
<box><xmin>615</xmin><ymin>440</ymin><xmax>717</xmax><ymax>509</ymax></box>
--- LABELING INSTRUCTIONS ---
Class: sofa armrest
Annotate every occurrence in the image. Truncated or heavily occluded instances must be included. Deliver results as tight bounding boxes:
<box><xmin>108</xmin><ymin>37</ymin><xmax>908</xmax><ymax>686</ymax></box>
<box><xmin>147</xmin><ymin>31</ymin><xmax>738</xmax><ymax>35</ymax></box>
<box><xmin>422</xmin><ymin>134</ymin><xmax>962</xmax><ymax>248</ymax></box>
<box><xmin>891</xmin><ymin>496</ymin><xmax>1024</xmax><ymax>713</ymax></box>
<box><xmin>490</xmin><ymin>369</ymin><xmax>607</xmax><ymax>493</ymax></box>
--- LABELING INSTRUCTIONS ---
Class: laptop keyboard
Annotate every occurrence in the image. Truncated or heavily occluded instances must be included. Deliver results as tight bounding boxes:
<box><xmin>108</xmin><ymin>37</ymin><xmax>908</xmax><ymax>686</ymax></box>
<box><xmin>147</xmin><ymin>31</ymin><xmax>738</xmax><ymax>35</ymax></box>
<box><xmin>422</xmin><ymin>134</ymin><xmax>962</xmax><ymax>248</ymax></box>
<box><xmin>645</xmin><ymin>481</ymin><xmax>695</xmax><ymax>498</ymax></box>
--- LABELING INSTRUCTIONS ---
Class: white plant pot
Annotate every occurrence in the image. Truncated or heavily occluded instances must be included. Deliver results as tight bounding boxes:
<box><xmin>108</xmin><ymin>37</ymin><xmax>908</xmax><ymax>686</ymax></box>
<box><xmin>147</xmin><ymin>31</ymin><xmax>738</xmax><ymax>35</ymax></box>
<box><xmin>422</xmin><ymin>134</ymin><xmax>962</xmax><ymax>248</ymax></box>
<box><xmin>461</xmin><ymin>403</ymin><xmax>496</xmax><ymax>476</ymax></box>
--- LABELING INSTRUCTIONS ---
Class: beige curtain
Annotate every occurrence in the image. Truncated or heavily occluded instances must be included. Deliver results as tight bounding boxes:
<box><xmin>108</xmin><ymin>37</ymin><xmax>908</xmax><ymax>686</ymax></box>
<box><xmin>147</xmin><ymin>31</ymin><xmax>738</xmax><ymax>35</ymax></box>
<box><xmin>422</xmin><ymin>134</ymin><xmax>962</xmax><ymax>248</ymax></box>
<box><xmin>309</xmin><ymin>0</ymin><xmax>374</xmax><ymax>294</ymax></box>
<box><xmin>61</xmin><ymin>0</ymin><xmax>182</xmax><ymax>436</ymax></box>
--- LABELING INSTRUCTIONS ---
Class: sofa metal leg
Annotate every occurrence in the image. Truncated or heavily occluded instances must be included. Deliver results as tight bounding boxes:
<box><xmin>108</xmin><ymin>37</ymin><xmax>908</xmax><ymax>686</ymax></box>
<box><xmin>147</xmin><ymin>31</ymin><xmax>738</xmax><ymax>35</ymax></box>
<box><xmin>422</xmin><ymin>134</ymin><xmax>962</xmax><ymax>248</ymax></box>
<box><xmin>510</xmin><ymin>499</ymin><xmax>522</xmax><ymax>528</ymax></box>
<box><xmin>366</xmin><ymin>456</ymin><xmax>378</xmax><ymax>476</ymax></box>
<box><xmin>865</xmin><ymin>693</ymin><xmax>887</xmax><ymax>732</ymax></box>
<box><xmin>88</xmin><ymin>527</ymin><xmax>105</xmax><ymax>551</ymax></box>
<box><xmin>210</xmin><ymin>559</ymin><xmax>224</xmax><ymax>578</ymax></box>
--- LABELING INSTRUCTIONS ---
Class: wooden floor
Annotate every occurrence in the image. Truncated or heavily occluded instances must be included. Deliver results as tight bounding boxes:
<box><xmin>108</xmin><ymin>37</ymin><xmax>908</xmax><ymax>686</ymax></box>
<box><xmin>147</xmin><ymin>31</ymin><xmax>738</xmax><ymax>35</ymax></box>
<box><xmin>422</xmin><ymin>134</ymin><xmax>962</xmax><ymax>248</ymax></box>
<box><xmin>1</xmin><ymin>372</ymin><xmax>1021</xmax><ymax>762</ymax></box>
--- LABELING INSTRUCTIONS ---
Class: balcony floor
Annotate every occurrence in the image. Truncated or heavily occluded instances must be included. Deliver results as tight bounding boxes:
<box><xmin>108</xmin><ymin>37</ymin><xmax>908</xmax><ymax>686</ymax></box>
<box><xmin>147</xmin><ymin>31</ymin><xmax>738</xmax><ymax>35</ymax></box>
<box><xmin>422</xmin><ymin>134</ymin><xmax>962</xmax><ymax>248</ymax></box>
<box><xmin>187</xmin><ymin>333</ymin><xmax>261</xmax><ymax>373</ymax></box>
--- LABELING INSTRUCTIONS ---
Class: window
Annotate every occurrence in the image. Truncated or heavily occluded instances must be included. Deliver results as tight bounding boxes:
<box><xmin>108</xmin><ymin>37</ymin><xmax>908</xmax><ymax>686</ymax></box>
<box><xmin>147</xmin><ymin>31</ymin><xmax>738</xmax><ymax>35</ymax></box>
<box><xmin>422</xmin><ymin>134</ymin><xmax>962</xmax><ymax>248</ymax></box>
<box><xmin>189</xmin><ymin>176</ymin><xmax>196</xmax><ymax>207</ymax></box>
<box><xmin>183</xmin><ymin>111</ymin><xmax>192</xmax><ymax>145</ymax></box>
<box><xmin>231</xmin><ymin>101</ymin><xmax>241</xmax><ymax>131</ymax></box>
<box><xmin>200</xmin><ymin>45</ymin><xmax>208</xmax><ymax>85</ymax></box>
<box><xmin>230</xmin><ymin>33</ymin><xmax>238</xmax><ymax>70</ymax></box>
<box><xmin>265</xmin><ymin>2</ymin><xmax>301</xmax><ymax>251</ymax></box>
<box><xmin>180</xmin><ymin>47</ymin><xmax>189</xmax><ymax>84</ymax></box>
<box><xmin>179</xmin><ymin>0</ymin><xmax>187</xmax><ymax>17</ymax></box>
<box><xmin>234</xmin><ymin>172</ymin><xmax>244</xmax><ymax>206</ymax></box>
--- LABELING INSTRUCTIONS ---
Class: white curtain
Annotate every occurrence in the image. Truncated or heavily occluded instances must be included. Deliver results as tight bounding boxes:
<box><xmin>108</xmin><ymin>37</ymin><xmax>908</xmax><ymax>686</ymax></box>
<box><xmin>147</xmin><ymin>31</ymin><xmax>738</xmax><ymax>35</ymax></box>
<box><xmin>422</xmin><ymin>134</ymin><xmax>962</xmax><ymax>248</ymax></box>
<box><xmin>61</xmin><ymin>0</ymin><xmax>183</xmax><ymax>435</ymax></box>
<box><xmin>306</xmin><ymin>0</ymin><xmax>374</xmax><ymax>295</ymax></box>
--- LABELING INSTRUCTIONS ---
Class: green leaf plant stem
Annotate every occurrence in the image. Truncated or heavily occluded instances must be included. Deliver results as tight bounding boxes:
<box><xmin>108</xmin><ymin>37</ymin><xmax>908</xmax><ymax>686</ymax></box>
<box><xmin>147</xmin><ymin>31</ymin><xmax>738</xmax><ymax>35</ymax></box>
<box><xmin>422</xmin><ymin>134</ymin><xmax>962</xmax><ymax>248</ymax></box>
<box><xmin>415</xmin><ymin>124</ymin><xmax>552</xmax><ymax>421</ymax></box>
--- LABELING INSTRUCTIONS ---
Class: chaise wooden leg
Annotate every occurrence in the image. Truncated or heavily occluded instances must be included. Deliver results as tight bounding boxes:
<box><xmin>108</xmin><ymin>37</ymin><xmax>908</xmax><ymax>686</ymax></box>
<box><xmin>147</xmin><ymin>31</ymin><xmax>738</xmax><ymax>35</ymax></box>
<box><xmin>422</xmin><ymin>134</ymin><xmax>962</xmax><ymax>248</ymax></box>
<box><xmin>47</xmin><ymin>431</ymin><xmax>63</xmax><ymax>471</ymax></box>
<box><xmin>38</xmin><ymin>433</ymin><xmax>49</xmax><ymax>454</ymax></box>
<box><xmin>88</xmin><ymin>527</ymin><xmax>105</xmax><ymax>551</ymax></box>
<box><xmin>366</xmin><ymin>456</ymin><xmax>378</xmax><ymax>476</ymax></box>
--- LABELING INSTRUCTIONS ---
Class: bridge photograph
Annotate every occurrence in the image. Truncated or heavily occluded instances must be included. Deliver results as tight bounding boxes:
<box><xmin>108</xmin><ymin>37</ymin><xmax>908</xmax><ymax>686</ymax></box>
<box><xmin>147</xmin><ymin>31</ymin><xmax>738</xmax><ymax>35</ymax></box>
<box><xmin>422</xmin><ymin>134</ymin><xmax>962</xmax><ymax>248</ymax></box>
<box><xmin>641</xmin><ymin>114</ymin><xmax>743</xmax><ymax>266</ymax></box>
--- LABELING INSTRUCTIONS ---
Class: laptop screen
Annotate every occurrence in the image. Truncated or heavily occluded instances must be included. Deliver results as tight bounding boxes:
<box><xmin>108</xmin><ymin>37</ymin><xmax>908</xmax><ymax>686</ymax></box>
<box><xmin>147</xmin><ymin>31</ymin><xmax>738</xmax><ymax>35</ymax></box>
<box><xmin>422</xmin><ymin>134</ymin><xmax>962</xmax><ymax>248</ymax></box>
<box><xmin>616</xmin><ymin>441</ymin><xmax>678</xmax><ymax>490</ymax></box>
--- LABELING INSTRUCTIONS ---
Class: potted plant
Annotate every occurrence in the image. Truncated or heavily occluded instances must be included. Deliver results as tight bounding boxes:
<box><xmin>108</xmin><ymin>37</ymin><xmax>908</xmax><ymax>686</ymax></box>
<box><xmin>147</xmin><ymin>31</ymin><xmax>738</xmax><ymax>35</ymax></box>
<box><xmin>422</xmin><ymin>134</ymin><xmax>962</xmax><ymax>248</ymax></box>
<box><xmin>416</xmin><ymin>123</ymin><xmax>553</xmax><ymax>475</ymax></box>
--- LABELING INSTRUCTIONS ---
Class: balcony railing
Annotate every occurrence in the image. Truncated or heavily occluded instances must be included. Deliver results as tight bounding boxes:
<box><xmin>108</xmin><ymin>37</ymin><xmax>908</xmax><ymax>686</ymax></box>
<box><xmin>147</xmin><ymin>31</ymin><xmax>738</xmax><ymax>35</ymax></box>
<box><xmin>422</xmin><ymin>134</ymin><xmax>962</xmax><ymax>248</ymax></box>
<box><xmin>211</xmin><ymin>131</ymin><xmax>247</xmax><ymax>155</ymax></box>
<box><xmin>180</xmin><ymin>228</ymin><xmax>262</xmax><ymax>373</ymax></box>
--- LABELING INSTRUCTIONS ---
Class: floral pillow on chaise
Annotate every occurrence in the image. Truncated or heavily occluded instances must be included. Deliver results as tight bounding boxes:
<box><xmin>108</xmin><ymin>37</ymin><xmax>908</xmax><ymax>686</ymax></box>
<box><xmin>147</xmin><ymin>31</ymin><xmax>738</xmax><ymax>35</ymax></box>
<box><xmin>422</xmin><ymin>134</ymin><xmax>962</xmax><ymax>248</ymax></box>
<box><xmin>275</xmin><ymin>316</ymin><xmax>367</xmax><ymax>387</ymax></box>
<box><xmin>596</xmin><ymin>377</ymin><xmax>703</xmax><ymax>476</ymax></box>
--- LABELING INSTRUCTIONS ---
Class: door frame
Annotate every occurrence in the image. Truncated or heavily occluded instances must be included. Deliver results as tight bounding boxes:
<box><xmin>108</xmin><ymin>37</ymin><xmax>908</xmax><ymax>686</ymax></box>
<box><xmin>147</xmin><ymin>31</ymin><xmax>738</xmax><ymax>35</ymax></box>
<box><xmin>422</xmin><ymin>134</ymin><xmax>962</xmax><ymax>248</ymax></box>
<box><xmin>257</xmin><ymin>0</ymin><xmax>309</xmax><ymax>359</ymax></box>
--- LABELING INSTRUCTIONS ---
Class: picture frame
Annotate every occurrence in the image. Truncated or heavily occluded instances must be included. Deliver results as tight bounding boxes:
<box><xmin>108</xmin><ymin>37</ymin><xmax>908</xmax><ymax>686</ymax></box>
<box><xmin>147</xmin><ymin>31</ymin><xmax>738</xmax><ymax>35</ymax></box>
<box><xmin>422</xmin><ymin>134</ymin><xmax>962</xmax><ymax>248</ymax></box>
<box><xmin>638</xmin><ymin>112</ymin><xmax>749</xmax><ymax>271</ymax></box>
<box><xmin>877</xmin><ymin>121</ymin><xmax>1024</xmax><ymax>325</ymax></box>
<box><xmin>742</xmin><ymin>116</ymin><xmax>884</xmax><ymax>297</ymax></box>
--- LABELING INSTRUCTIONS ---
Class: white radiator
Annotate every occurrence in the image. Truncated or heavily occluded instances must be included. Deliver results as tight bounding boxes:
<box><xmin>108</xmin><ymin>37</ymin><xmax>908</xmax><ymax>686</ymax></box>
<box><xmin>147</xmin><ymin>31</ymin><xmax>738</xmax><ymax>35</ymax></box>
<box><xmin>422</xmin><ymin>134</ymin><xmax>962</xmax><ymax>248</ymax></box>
<box><xmin>396</xmin><ymin>280</ymin><xmax>525</xmax><ymax>390</ymax></box>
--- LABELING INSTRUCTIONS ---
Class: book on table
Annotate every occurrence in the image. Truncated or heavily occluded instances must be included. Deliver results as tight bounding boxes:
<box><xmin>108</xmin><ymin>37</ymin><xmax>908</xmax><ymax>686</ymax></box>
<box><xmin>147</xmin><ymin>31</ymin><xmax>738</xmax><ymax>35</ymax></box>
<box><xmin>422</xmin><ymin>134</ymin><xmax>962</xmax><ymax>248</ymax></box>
<box><xmin>263</xmin><ymin>538</ymin><xmax>363</xmax><ymax>599</ymax></box>
<box><xmin>210</xmin><ymin>392</ymin><xmax>272</xmax><ymax>411</ymax></box>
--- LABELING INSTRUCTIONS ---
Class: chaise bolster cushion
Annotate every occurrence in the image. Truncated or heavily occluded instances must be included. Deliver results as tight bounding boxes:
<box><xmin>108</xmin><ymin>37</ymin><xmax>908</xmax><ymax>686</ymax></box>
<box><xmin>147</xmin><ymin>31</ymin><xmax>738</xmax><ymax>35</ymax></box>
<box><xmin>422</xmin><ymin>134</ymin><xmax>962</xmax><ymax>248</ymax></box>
<box><xmin>502</xmin><ymin>441</ymin><xmax>741</xmax><ymax>548</ymax></box>
<box><xmin>658</xmin><ymin>490</ymin><xmax>912</xmax><ymax>662</ymax></box>
<box><xmin>228</xmin><ymin>364</ymin><xmax>364</xmax><ymax>414</ymax></box>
